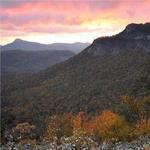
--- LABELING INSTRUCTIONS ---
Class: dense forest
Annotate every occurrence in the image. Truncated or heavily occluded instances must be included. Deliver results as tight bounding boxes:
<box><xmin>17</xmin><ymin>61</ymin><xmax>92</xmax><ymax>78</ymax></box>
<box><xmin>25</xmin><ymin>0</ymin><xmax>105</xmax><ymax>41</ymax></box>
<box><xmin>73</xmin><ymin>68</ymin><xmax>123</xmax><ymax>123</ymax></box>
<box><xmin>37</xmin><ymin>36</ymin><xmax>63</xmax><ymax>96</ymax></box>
<box><xmin>1</xmin><ymin>50</ymin><xmax>74</xmax><ymax>74</ymax></box>
<box><xmin>1</xmin><ymin>23</ymin><xmax>150</xmax><ymax>149</ymax></box>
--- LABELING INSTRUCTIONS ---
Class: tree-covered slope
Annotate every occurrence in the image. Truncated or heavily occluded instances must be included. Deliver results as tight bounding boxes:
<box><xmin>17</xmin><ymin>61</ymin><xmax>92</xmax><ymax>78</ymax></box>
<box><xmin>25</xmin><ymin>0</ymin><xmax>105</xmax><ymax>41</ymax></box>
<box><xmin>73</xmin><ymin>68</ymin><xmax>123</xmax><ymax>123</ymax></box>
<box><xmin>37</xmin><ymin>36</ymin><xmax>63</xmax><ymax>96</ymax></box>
<box><xmin>1</xmin><ymin>50</ymin><xmax>74</xmax><ymax>74</ymax></box>
<box><xmin>2</xmin><ymin>23</ymin><xmax>150</xmax><ymax>125</ymax></box>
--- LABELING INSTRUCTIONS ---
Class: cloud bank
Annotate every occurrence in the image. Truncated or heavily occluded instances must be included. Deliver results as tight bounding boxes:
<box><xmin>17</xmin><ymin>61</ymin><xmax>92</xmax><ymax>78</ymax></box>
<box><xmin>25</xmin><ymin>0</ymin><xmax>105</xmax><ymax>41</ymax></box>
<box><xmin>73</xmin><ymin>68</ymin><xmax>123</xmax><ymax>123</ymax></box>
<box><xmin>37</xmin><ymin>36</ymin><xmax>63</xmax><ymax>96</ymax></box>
<box><xmin>0</xmin><ymin>0</ymin><xmax>149</xmax><ymax>44</ymax></box>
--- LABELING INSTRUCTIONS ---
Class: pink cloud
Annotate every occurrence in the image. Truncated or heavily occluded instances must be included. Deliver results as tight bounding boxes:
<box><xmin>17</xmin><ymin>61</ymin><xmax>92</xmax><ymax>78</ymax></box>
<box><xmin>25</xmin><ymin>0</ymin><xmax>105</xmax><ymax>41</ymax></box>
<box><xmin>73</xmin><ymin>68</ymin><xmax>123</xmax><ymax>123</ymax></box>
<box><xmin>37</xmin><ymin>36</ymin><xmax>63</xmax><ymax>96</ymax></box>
<box><xmin>0</xmin><ymin>0</ymin><xmax>149</xmax><ymax>44</ymax></box>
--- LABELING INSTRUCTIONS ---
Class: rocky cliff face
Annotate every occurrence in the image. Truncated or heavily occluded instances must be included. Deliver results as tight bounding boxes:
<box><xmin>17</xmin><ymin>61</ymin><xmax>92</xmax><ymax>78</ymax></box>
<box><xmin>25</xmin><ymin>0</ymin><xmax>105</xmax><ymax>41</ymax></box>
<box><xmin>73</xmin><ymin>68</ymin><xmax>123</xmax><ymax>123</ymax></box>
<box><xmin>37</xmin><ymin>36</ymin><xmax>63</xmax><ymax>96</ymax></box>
<box><xmin>87</xmin><ymin>23</ymin><xmax>150</xmax><ymax>56</ymax></box>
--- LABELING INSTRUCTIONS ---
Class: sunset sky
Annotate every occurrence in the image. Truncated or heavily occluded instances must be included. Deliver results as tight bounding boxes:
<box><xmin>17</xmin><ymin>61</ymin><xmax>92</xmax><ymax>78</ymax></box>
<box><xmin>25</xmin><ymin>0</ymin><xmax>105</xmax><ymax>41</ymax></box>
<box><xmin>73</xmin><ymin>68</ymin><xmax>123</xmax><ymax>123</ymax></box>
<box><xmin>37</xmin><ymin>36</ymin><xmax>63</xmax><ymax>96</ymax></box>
<box><xmin>0</xmin><ymin>0</ymin><xmax>150</xmax><ymax>45</ymax></box>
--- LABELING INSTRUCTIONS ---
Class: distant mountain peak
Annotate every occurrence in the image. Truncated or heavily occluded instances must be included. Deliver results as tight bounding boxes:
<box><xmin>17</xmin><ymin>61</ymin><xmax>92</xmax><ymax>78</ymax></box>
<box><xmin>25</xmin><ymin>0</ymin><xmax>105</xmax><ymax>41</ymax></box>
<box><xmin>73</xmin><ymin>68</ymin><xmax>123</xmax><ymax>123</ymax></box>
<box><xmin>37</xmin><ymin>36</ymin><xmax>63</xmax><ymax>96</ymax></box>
<box><xmin>13</xmin><ymin>38</ymin><xmax>24</xmax><ymax>42</ymax></box>
<box><xmin>2</xmin><ymin>39</ymin><xmax>90</xmax><ymax>53</ymax></box>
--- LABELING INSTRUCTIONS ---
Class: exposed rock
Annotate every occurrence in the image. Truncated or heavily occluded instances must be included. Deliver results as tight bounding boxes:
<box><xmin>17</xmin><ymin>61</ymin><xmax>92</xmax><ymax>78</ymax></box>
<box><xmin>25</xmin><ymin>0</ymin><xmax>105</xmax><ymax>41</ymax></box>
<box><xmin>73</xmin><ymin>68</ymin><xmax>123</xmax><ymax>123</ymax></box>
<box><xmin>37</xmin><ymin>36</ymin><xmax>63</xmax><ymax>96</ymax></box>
<box><xmin>87</xmin><ymin>23</ymin><xmax>150</xmax><ymax>56</ymax></box>
<box><xmin>1</xmin><ymin>136</ymin><xmax>149</xmax><ymax>150</ymax></box>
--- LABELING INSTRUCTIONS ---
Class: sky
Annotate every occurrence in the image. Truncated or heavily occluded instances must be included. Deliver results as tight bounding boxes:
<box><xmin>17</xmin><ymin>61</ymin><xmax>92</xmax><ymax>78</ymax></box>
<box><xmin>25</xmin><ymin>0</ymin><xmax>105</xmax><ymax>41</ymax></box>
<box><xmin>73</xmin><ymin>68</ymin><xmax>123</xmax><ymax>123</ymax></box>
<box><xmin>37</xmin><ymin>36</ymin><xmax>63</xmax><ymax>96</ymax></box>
<box><xmin>0</xmin><ymin>0</ymin><xmax>150</xmax><ymax>45</ymax></box>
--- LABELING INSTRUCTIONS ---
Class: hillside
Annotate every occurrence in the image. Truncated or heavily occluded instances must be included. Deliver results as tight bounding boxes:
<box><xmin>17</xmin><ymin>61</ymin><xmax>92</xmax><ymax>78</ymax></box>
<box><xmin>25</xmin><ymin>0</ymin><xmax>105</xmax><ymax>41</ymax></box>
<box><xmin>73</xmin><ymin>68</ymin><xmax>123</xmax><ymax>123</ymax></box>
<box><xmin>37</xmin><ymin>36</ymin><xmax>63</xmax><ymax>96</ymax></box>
<box><xmin>1</xmin><ymin>23</ymin><xmax>150</xmax><ymax>131</ymax></box>
<box><xmin>1</xmin><ymin>39</ymin><xmax>90</xmax><ymax>53</ymax></box>
<box><xmin>1</xmin><ymin>50</ymin><xmax>74</xmax><ymax>74</ymax></box>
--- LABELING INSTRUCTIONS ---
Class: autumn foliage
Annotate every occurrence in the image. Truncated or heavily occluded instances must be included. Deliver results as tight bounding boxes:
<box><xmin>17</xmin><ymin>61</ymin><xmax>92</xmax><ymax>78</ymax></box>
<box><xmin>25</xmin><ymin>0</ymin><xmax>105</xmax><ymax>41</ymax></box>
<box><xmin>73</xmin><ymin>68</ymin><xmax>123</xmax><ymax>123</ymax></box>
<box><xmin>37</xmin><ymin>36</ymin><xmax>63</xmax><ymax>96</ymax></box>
<box><xmin>135</xmin><ymin>119</ymin><xmax>150</xmax><ymax>136</ymax></box>
<box><xmin>14</xmin><ymin>122</ymin><xmax>36</xmax><ymax>134</ymax></box>
<box><xmin>93</xmin><ymin>110</ymin><xmax>129</xmax><ymax>141</ymax></box>
<box><xmin>12</xmin><ymin>122</ymin><xmax>36</xmax><ymax>147</ymax></box>
<box><xmin>72</xmin><ymin>111</ymin><xmax>86</xmax><ymax>130</ymax></box>
<box><xmin>45</xmin><ymin>113</ymin><xmax>73</xmax><ymax>143</ymax></box>
<box><xmin>45</xmin><ymin>96</ymin><xmax>150</xmax><ymax>144</ymax></box>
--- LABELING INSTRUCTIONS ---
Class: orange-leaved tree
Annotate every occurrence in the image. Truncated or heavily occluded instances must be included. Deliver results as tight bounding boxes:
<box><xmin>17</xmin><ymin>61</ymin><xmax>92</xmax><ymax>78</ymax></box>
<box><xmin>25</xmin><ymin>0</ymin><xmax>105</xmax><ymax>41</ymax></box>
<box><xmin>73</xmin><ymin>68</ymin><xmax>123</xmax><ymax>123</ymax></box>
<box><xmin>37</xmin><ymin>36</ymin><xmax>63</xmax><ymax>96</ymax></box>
<box><xmin>94</xmin><ymin>110</ymin><xmax>132</xmax><ymax>142</ymax></box>
<box><xmin>71</xmin><ymin>112</ymin><xmax>86</xmax><ymax>130</ymax></box>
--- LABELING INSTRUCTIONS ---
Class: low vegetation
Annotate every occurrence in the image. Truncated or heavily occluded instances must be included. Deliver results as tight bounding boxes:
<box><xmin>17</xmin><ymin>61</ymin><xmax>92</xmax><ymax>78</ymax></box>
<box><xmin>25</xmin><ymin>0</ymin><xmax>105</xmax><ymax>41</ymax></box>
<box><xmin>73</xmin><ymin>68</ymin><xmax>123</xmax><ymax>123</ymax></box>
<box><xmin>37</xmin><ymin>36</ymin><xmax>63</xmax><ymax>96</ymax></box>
<box><xmin>44</xmin><ymin>96</ymin><xmax>150</xmax><ymax>145</ymax></box>
<box><xmin>2</xmin><ymin>96</ymin><xmax>149</xmax><ymax>149</ymax></box>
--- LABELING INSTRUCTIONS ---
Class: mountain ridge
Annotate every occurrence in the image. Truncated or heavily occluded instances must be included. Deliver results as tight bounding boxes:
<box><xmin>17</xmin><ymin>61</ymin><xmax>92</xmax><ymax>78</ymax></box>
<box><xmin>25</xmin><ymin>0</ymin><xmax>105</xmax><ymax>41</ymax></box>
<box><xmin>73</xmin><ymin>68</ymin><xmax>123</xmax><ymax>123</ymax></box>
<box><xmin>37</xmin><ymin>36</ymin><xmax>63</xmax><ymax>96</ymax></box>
<box><xmin>87</xmin><ymin>23</ymin><xmax>150</xmax><ymax>56</ymax></box>
<box><xmin>1</xmin><ymin>39</ymin><xmax>90</xmax><ymax>53</ymax></box>
<box><xmin>2</xmin><ymin>23</ymin><xmax>150</xmax><ymax>130</ymax></box>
